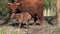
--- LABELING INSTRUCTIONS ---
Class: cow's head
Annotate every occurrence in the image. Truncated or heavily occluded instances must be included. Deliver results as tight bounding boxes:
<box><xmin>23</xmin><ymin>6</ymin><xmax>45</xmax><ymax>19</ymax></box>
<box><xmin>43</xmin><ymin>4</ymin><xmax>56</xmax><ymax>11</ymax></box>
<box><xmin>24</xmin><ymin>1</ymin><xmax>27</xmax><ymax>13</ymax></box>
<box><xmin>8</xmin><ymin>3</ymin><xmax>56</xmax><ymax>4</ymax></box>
<box><xmin>8</xmin><ymin>3</ymin><xmax>20</xmax><ymax>13</ymax></box>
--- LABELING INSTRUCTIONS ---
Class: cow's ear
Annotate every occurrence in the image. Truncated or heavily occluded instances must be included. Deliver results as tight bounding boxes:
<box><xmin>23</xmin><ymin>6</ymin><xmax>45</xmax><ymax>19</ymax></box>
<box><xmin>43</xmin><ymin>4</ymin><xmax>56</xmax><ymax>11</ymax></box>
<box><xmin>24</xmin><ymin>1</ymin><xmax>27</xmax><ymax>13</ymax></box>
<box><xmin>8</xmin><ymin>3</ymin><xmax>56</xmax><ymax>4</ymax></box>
<box><xmin>7</xmin><ymin>3</ymin><xmax>12</xmax><ymax>8</ymax></box>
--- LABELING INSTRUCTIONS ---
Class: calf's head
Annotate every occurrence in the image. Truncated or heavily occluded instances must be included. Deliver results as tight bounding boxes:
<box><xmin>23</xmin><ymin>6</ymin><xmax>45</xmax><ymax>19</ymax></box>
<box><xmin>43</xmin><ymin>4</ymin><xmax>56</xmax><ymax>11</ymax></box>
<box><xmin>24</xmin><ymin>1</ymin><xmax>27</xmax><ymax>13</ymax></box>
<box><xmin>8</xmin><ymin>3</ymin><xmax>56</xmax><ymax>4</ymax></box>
<box><xmin>11</xmin><ymin>13</ymin><xmax>16</xmax><ymax>19</ymax></box>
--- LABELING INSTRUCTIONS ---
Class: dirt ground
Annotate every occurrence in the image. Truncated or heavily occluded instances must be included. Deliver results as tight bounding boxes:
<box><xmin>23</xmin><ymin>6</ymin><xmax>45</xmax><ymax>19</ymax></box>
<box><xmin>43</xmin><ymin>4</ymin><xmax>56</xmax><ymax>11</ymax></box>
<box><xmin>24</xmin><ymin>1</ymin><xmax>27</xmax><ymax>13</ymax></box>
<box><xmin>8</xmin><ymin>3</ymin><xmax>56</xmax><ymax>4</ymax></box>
<box><xmin>0</xmin><ymin>19</ymin><xmax>60</xmax><ymax>34</ymax></box>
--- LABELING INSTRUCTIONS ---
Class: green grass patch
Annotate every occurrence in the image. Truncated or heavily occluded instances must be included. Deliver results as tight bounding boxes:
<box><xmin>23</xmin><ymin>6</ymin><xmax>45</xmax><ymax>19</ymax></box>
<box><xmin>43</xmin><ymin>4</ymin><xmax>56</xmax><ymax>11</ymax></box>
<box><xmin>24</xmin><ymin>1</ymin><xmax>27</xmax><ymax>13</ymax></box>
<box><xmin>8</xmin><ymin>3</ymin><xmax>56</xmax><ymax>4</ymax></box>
<box><xmin>11</xmin><ymin>31</ymin><xmax>18</xmax><ymax>34</ymax></box>
<box><xmin>0</xmin><ymin>29</ymin><xmax>6</xmax><ymax>34</ymax></box>
<box><xmin>0</xmin><ymin>29</ymin><xmax>18</xmax><ymax>34</ymax></box>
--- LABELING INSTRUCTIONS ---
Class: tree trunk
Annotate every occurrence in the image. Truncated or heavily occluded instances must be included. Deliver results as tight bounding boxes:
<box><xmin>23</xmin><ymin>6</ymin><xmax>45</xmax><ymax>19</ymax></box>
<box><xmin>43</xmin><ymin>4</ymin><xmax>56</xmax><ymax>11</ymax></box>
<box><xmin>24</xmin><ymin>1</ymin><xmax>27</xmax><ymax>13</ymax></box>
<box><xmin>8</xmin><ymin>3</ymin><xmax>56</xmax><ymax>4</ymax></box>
<box><xmin>57</xmin><ymin>0</ymin><xmax>60</xmax><ymax>25</ymax></box>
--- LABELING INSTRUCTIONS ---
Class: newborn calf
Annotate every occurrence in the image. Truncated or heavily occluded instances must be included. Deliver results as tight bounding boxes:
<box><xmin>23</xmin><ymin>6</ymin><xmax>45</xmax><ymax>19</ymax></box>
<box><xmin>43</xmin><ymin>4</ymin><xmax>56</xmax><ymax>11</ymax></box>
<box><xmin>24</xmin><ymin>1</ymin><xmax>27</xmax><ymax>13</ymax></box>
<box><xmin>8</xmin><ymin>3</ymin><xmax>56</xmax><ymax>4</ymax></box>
<box><xmin>11</xmin><ymin>12</ymin><xmax>31</xmax><ymax>28</ymax></box>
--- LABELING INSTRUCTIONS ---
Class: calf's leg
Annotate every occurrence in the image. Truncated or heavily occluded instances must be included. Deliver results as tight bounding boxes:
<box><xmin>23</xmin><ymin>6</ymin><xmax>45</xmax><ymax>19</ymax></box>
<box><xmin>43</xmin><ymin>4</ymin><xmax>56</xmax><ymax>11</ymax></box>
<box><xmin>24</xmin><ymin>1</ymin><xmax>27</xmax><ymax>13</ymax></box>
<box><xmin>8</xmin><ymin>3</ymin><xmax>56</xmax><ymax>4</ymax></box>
<box><xmin>18</xmin><ymin>20</ymin><xmax>22</xmax><ymax>28</ymax></box>
<box><xmin>26</xmin><ymin>20</ymin><xmax>30</xmax><ymax>29</ymax></box>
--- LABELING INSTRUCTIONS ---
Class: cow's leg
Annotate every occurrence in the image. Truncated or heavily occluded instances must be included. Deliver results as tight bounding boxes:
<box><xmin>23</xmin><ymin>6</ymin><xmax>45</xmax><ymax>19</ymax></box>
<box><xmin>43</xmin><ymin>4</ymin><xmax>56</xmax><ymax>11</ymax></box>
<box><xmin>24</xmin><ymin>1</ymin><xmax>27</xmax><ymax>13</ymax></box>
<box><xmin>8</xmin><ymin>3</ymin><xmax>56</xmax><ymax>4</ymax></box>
<box><xmin>38</xmin><ymin>13</ymin><xmax>43</xmax><ymax>26</ymax></box>
<box><xmin>33</xmin><ymin>15</ymin><xmax>38</xmax><ymax>25</ymax></box>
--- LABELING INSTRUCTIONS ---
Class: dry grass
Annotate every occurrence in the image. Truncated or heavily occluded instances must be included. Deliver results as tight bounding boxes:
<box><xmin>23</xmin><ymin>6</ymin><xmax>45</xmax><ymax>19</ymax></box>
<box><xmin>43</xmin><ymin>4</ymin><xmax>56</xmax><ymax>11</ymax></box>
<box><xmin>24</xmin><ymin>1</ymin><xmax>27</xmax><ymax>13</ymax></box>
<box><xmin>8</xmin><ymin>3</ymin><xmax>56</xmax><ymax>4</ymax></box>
<box><xmin>0</xmin><ymin>24</ymin><xmax>59</xmax><ymax>34</ymax></box>
<box><xmin>0</xmin><ymin>19</ymin><xmax>59</xmax><ymax>34</ymax></box>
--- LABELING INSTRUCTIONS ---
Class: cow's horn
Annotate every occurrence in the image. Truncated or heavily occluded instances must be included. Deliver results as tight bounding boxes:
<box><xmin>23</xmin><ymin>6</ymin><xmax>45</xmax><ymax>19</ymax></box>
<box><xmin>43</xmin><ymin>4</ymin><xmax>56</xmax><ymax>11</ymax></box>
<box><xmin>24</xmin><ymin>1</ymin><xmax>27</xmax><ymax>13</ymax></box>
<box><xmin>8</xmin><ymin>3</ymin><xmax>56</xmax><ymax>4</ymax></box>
<box><xmin>8</xmin><ymin>3</ymin><xmax>12</xmax><ymax>4</ymax></box>
<box><xmin>16</xmin><ymin>3</ymin><xmax>20</xmax><ymax>5</ymax></box>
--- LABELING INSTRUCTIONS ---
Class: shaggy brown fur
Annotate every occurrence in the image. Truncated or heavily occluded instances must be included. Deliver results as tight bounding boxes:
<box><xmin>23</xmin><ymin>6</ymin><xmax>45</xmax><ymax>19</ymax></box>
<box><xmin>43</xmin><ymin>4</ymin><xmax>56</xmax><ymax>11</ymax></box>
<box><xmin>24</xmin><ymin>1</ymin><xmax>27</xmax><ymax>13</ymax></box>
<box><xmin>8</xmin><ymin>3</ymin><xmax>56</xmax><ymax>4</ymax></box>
<box><xmin>16</xmin><ymin>0</ymin><xmax>44</xmax><ymax>25</ymax></box>
<box><xmin>8</xmin><ymin>0</ymin><xmax>44</xmax><ymax>25</ymax></box>
<box><xmin>11</xmin><ymin>12</ymin><xmax>31</xmax><ymax>28</ymax></box>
